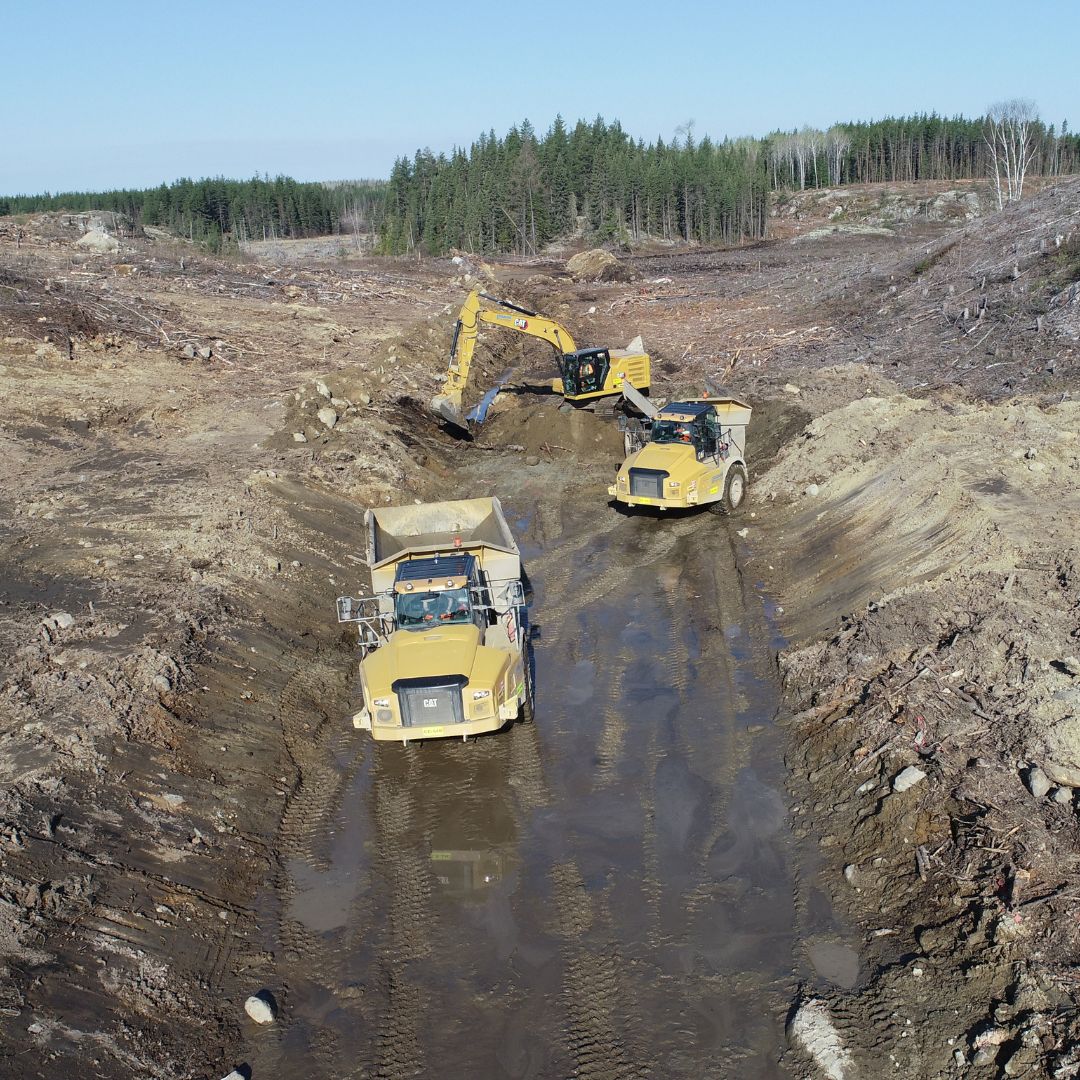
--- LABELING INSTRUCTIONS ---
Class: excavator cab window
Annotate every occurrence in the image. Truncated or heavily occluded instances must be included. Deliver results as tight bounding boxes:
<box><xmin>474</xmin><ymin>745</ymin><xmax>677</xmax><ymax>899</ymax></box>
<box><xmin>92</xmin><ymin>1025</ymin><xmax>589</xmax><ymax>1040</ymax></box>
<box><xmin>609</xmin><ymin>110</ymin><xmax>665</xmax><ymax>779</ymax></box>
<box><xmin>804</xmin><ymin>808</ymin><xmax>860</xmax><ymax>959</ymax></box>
<box><xmin>562</xmin><ymin>349</ymin><xmax>610</xmax><ymax>396</ymax></box>
<box><xmin>396</xmin><ymin>588</ymin><xmax>472</xmax><ymax>630</ymax></box>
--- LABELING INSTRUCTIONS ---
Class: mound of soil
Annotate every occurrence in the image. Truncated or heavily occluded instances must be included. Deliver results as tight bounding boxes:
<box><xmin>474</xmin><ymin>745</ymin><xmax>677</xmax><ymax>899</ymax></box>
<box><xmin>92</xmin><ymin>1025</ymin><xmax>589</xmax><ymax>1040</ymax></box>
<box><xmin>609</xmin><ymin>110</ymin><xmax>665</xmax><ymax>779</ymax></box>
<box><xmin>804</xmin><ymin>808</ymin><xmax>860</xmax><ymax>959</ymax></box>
<box><xmin>566</xmin><ymin>248</ymin><xmax>632</xmax><ymax>283</ymax></box>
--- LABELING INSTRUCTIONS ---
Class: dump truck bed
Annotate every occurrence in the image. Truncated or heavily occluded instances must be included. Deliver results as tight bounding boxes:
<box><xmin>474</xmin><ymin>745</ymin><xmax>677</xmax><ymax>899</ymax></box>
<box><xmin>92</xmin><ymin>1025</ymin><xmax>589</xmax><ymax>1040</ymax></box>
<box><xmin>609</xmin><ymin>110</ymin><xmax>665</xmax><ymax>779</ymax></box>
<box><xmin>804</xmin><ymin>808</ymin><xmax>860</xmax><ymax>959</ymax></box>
<box><xmin>366</xmin><ymin>497</ymin><xmax>520</xmax><ymax>594</ymax></box>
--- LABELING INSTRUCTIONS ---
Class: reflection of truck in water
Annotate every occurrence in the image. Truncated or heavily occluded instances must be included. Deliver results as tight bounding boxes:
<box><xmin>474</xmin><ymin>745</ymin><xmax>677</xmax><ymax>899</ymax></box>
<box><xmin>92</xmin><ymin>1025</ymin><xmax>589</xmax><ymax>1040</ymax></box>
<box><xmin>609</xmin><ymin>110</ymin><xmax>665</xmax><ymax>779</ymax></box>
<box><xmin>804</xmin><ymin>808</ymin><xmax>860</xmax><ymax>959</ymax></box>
<box><xmin>430</xmin><ymin>848</ymin><xmax>506</xmax><ymax>895</ymax></box>
<box><xmin>336</xmin><ymin>498</ymin><xmax>532</xmax><ymax>743</ymax></box>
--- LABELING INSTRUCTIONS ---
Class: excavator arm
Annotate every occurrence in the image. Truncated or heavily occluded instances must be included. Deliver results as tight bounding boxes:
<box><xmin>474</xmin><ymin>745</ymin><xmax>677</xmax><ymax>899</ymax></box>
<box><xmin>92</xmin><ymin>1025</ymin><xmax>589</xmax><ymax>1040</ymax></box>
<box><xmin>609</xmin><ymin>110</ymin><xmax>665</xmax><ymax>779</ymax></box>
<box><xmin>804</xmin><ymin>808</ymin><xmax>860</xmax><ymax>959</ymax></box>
<box><xmin>431</xmin><ymin>289</ymin><xmax>577</xmax><ymax>429</ymax></box>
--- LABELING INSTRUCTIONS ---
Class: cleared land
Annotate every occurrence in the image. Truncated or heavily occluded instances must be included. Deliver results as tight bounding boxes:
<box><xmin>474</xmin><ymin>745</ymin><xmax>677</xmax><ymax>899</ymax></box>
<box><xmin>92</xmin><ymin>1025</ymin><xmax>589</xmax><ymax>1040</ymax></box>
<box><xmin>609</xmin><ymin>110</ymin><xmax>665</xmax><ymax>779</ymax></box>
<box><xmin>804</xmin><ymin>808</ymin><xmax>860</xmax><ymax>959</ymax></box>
<box><xmin>0</xmin><ymin>179</ymin><xmax>1079</xmax><ymax>1078</ymax></box>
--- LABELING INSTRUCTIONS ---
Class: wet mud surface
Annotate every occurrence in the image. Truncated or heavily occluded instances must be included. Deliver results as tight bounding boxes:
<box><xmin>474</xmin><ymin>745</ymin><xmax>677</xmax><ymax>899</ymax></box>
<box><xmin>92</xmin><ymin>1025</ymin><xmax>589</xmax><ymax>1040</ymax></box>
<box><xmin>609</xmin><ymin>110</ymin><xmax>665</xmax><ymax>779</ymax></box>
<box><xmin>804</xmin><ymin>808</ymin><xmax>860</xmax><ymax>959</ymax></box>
<box><xmin>244</xmin><ymin>454</ymin><xmax>854</xmax><ymax>1079</ymax></box>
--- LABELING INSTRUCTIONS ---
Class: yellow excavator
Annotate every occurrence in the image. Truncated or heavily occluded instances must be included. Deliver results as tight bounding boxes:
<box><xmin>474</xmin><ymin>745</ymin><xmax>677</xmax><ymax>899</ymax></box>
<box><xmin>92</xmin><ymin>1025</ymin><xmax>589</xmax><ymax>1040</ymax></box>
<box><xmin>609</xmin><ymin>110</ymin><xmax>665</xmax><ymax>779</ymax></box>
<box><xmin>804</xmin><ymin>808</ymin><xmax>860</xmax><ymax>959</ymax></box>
<box><xmin>431</xmin><ymin>288</ymin><xmax>650</xmax><ymax>430</ymax></box>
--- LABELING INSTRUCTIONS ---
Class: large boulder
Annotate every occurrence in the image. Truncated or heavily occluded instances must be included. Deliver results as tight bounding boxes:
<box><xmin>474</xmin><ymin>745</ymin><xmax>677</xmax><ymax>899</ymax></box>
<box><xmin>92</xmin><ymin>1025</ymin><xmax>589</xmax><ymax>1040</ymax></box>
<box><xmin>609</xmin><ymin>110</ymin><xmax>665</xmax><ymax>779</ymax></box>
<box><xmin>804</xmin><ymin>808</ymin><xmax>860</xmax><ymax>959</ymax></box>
<box><xmin>75</xmin><ymin>228</ymin><xmax>119</xmax><ymax>253</ymax></box>
<box><xmin>566</xmin><ymin>248</ymin><xmax>631</xmax><ymax>283</ymax></box>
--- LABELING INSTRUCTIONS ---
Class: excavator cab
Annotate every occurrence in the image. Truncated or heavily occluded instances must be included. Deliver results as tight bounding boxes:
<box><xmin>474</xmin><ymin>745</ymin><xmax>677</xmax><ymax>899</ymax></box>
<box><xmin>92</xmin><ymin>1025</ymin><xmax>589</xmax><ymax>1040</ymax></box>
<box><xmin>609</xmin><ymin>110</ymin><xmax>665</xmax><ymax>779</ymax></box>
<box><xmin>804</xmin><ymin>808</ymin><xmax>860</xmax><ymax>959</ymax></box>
<box><xmin>560</xmin><ymin>348</ymin><xmax>611</xmax><ymax>397</ymax></box>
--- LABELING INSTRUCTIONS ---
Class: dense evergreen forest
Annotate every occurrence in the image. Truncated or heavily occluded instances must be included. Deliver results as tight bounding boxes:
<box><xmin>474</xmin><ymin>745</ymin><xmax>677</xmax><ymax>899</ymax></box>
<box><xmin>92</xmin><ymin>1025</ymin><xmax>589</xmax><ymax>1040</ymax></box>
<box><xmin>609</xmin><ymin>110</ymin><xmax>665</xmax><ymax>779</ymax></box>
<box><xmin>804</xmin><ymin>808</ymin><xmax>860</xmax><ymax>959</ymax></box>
<box><xmin>3</xmin><ymin>113</ymin><xmax>1078</xmax><ymax>256</ymax></box>
<box><xmin>381</xmin><ymin>114</ymin><xmax>1080</xmax><ymax>255</ymax></box>
<box><xmin>0</xmin><ymin>176</ymin><xmax>386</xmax><ymax>248</ymax></box>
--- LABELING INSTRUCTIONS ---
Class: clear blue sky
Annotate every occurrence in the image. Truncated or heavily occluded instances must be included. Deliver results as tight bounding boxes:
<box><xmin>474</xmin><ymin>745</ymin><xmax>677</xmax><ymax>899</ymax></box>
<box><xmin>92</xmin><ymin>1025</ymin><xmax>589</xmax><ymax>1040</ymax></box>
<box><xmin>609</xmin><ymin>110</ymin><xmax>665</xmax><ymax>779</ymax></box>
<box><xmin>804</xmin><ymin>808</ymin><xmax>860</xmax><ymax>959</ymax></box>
<box><xmin>2</xmin><ymin>0</ymin><xmax>1076</xmax><ymax>194</ymax></box>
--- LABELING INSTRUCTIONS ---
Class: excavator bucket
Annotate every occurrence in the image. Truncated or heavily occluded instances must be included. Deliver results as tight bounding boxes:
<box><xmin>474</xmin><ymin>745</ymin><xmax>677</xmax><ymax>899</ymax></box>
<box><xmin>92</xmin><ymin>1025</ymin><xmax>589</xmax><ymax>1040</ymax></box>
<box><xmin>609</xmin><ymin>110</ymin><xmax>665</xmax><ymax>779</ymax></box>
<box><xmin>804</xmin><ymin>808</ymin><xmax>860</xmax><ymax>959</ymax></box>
<box><xmin>430</xmin><ymin>390</ymin><xmax>468</xmax><ymax>431</ymax></box>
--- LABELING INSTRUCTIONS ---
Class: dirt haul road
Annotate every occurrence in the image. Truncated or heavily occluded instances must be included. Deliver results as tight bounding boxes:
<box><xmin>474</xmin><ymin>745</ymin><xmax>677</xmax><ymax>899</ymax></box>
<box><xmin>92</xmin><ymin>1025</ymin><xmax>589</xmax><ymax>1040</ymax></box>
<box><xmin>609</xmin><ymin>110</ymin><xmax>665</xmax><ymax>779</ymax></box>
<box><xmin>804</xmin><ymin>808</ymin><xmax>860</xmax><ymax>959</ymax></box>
<box><xmin>244</xmin><ymin>417</ymin><xmax>850</xmax><ymax>1079</ymax></box>
<box><xmin>2</xmin><ymin>176</ymin><xmax>1080</xmax><ymax>1078</ymax></box>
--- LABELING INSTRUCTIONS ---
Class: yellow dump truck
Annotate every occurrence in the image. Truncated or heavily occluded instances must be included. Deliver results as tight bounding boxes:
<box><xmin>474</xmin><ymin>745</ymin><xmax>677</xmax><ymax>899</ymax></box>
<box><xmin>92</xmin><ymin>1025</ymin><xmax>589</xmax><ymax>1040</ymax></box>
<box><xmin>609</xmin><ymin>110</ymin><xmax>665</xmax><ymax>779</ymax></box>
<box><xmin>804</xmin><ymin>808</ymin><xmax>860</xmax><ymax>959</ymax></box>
<box><xmin>336</xmin><ymin>498</ymin><xmax>531</xmax><ymax>743</ymax></box>
<box><xmin>609</xmin><ymin>391</ymin><xmax>752</xmax><ymax>514</ymax></box>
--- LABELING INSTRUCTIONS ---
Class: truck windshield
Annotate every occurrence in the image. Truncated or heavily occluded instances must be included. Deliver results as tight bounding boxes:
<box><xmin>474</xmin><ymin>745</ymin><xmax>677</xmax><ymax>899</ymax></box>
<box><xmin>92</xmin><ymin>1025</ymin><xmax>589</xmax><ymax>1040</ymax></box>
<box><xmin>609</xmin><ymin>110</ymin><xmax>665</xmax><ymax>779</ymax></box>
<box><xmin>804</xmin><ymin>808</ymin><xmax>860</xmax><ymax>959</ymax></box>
<box><xmin>650</xmin><ymin>419</ymin><xmax>698</xmax><ymax>446</ymax></box>
<box><xmin>396</xmin><ymin>588</ymin><xmax>472</xmax><ymax>628</ymax></box>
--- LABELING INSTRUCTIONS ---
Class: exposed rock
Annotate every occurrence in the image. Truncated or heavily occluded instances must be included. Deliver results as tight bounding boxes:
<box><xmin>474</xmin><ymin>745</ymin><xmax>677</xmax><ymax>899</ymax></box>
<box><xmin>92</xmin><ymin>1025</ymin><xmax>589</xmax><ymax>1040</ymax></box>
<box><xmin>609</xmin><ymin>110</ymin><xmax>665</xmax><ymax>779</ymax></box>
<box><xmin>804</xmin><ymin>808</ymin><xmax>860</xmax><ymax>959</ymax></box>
<box><xmin>1060</xmin><ymin>656</ymin><xmax>1080</xmax><ymax>677</ymax></box>
<box><xmin>244</xmin><ymin>992</ymin><xmax>276</xmax><ymax>1024</ymax></box>
<box><xmin>892</xmin><ymin>765</ymin><xmax>927</xmax><ymax>793</ymax></box>
<box><xmin>1025</xmin><ymin>765</ymin><xmax>1052</xmax><ymax>799</ymax></box>
<box><xmin>49</xmin><ymin>612</ymin><xmax>75</xmax><ymax>631</ymax></box>
<box><xmin>804</xmin><ymin>483</ymin><xmax>820</xmax><ymax>497</ymax></box>
<box><xmin>315</xmin><ymin>380</ymin><xmax>333</xmax><ymax>399</ymax></box>
<box><xmin>75</xmin><ymin>229</ymin><xmax>119</xmax><ymax>253</ymax></box>
<box><xmin>292</xmin><ymin>432</ymin><xmax>307</xmax><ymax>443</ymax></box>
<box><xmin>317</xmin><ymin>407</ymin><xmax>338</xmax><ymax>430</ymax></box>
<box><xmin>788</xmin><ymin>998</ymin><xmax>852</xmax><ymax>1079</ymax></box>
<box><xmin>784</xmin><ymin>384</ymin><xmax>802</xmax><ymax>395</ymax></box>
<box><xmin>181</xmin><ymin>343</ymin><xmax>196</xmax><ymax>359</ymax></box>
<box><xmin>525</xmin><ymin>455</ymin><xmax>540</xmax><ymax>467</ymax></box>
<box><xmin>152</xmin><ymin>674</ymin><xmax>172</xmax><ymax>693</ymax></box>
<box><xmin>1052</xmin><ymin>786</ymin><xmax>1075</xmax><ymax>805</ymax></box>
<box><xmin>197</xmin><ymin>346</ymin><xmax>212</xmax><ymax>360</ymax></box>
<box><xmin>1044</xmin><ymin>759</ymin><xmax>1080</xmax><ymax>788</ymax></box>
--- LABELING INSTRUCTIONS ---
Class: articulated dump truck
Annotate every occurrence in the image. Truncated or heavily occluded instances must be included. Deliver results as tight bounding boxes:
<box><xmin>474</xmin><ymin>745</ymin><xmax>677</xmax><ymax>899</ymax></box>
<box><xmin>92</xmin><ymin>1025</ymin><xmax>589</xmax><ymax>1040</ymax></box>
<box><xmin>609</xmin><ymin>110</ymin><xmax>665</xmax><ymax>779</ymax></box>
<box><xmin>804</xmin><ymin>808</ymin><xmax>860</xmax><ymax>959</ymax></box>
<box><xmin>336</xmin><ymin>497</ymin><xmax>531</xmax><ymax>743</ymax></box>
<box><xmin>609</xmin><ymin>389</ymin><xmax>752</xmax><ymax>514</ymax></box>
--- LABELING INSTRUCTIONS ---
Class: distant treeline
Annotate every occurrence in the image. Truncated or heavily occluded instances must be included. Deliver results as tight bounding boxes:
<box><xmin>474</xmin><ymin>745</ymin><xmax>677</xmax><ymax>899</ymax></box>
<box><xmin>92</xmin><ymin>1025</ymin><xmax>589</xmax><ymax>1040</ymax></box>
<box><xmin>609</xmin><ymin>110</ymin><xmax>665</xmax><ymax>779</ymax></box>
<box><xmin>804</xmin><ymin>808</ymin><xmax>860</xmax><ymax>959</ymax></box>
<box><xmin>4</xmin><ymin>114</ymin><xmax>1078</xmax><ymax>257</ymax></box>
<box><xmin>0</xmin><ymin>176</ymin><xmax>386</xmax><ymax>247</ymax></box>
<box><xmin>380</xmin><ymin>114</ymin><xmax>1080</xmax><ymax>255</ymax></box>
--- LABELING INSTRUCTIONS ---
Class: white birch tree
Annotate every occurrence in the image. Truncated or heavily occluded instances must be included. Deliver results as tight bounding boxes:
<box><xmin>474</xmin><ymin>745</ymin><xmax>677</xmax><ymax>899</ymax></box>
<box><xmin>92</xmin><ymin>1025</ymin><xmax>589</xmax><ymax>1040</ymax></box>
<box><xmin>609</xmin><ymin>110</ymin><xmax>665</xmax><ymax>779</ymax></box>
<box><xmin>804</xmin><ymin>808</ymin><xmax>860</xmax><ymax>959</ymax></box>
<box><xmin>826</xmin><ymin>126</ymin><xmax>850</xmax><ymax>185</ymax></box>
<box><xmin>985</xmin><ymin>99</ymin><xmax>1039</xmax><ymax>209</ymax></box>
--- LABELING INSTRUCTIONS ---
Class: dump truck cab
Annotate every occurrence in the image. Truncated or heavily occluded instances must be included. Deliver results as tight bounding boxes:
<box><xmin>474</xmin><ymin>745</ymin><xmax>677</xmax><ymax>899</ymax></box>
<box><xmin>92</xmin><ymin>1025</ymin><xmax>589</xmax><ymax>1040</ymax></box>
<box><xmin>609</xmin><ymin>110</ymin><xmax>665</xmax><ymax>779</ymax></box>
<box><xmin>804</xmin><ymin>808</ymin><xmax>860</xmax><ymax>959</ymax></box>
<box><xmin>336</xmin><ymin>498</ymin><xmax>531</xmax><ymax>743</ymax></box>
<box><xmin>609</xmin><ymin>397</ymin><xmax>752</xmax><ymax>514</ymax></box>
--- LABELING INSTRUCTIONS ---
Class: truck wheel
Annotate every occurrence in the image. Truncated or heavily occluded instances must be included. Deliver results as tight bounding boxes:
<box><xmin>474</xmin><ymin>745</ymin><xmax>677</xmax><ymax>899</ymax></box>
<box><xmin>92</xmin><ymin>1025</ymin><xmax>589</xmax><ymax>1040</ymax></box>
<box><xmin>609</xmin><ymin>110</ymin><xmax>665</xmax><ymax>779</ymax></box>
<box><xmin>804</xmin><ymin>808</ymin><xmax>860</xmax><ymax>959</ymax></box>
<box><xmin>710</xmin><ymin>464</ymin><xmax>748</xmax><ymax>515</ymax></box>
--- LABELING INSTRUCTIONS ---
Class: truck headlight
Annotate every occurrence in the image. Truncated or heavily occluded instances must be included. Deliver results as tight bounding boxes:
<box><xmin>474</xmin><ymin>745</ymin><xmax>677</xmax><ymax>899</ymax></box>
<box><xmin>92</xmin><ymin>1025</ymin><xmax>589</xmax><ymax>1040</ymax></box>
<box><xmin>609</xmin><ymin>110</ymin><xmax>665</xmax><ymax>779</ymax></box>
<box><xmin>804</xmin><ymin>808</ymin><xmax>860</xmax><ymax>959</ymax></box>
<box><xmin>376</xmin><ymin>708</ymin><xmax>393</xmax><ymax>724</ymax></box>
<box><xmin>472</xmin><ymin>689</ymin><xmax>491</xmax><ymax>700</ymax></box>
<box><xmin>618</xmin><ymin>475</ymin><xmax>627</xmax><ymax>488</ymax></box>
<box><xmin>668</xmin><ymin>481</ymin><xmax>680</xmax><ymax>490</ymax></box>
<box><xmin>373</xmin><ymin>697</ymin><xmax>390</xmax><ymax>708</ymax></box>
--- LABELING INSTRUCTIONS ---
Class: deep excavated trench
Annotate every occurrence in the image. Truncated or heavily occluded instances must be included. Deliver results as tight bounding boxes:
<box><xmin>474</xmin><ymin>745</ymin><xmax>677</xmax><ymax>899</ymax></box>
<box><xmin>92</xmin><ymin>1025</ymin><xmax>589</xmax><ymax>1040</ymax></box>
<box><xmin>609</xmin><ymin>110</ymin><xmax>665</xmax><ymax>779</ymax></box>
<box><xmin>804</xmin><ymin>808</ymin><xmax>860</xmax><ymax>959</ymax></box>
<box><xmin>243</xmin><ymin>414</ymin><xmax>858</xmax><ymax>1079</ymax></box>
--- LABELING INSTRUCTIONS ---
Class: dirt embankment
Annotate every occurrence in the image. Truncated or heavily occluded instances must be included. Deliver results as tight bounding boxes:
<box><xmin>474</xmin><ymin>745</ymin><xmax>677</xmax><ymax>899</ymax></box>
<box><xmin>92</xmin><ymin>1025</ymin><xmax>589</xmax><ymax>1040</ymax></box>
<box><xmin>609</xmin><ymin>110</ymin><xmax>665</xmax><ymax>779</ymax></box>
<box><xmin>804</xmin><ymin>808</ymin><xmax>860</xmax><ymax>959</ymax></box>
<box><xmin>739</xmin><ymin>179</ymin><xmax>1080</xmax><ymax>1077</ymax></box>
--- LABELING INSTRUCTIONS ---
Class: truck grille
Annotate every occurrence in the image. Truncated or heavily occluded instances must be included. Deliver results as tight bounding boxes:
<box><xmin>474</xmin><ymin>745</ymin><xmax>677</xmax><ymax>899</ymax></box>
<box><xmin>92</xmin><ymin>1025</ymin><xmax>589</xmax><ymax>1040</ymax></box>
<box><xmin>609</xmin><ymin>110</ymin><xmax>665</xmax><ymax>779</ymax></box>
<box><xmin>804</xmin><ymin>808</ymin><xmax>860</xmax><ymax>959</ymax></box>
<box><xmin>394</xmin><ymin>676</ymin><xmax>467</xmax><ymax>727</ymax></box>
<box><xmin>629</xmin><ymin>468</ymin><xmax>668</xmax><ymax>499</ymax></box>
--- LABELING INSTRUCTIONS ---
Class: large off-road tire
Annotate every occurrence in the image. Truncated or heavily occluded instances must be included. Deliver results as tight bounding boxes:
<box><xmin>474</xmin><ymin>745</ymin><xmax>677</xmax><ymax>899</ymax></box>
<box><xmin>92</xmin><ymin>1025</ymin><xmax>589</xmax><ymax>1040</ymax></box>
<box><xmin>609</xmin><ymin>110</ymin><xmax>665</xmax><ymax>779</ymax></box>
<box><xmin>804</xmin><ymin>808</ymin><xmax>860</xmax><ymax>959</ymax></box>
<box><xmin>709</xmin><ymin>464</ymin><xmax>748</xmax><ymax>515</ymax></box>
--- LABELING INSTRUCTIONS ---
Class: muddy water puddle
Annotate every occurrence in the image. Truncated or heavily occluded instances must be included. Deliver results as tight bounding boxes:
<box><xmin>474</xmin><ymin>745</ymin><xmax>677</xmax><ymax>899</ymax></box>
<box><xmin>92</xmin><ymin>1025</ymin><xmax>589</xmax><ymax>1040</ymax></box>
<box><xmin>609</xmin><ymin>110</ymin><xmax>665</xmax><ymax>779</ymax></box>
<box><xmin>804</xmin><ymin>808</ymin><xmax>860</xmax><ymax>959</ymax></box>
<box><xmin>252</xmin><ymin>480</ymin><xmax>860</xmax><ymax>1078</ymax></box>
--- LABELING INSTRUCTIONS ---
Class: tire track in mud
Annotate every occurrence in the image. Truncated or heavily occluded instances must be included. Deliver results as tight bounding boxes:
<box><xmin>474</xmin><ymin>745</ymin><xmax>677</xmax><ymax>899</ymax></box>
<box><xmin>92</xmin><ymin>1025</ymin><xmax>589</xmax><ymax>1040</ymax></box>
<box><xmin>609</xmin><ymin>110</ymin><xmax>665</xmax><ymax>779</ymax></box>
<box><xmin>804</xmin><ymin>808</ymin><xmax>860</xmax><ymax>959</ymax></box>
<box><xmin>367</xmin><ymin>747</ymin><xmax>433</xmax><ymax>1080</ymax></box>
<box><xmin>278</xmin><ymin>660</ymin><xmax>357</xmax><ymax>872</ymax></box>
<box><xmin>535</xmin><ymin>515</ymin><xmax>696</xmax><ymax>1076</ymax></box>
<box><xmin>534</xmin><ymin>498</ymin><xmax>797</xmax><ymax>1076</ymax></box>
<box><xmin>595</xmin><ymin>641</ymin><xmax>636</xmax><ymax>786</ymax></box>
<box><xmin>551</xmin><ymin>862</ymin><xmax>649</xmax><ymax>1080</ymax></box>
<box><xmin>259</xmin><ymin>647</ymin><xmax>368</xmax><ymax>1077</ymax></box>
